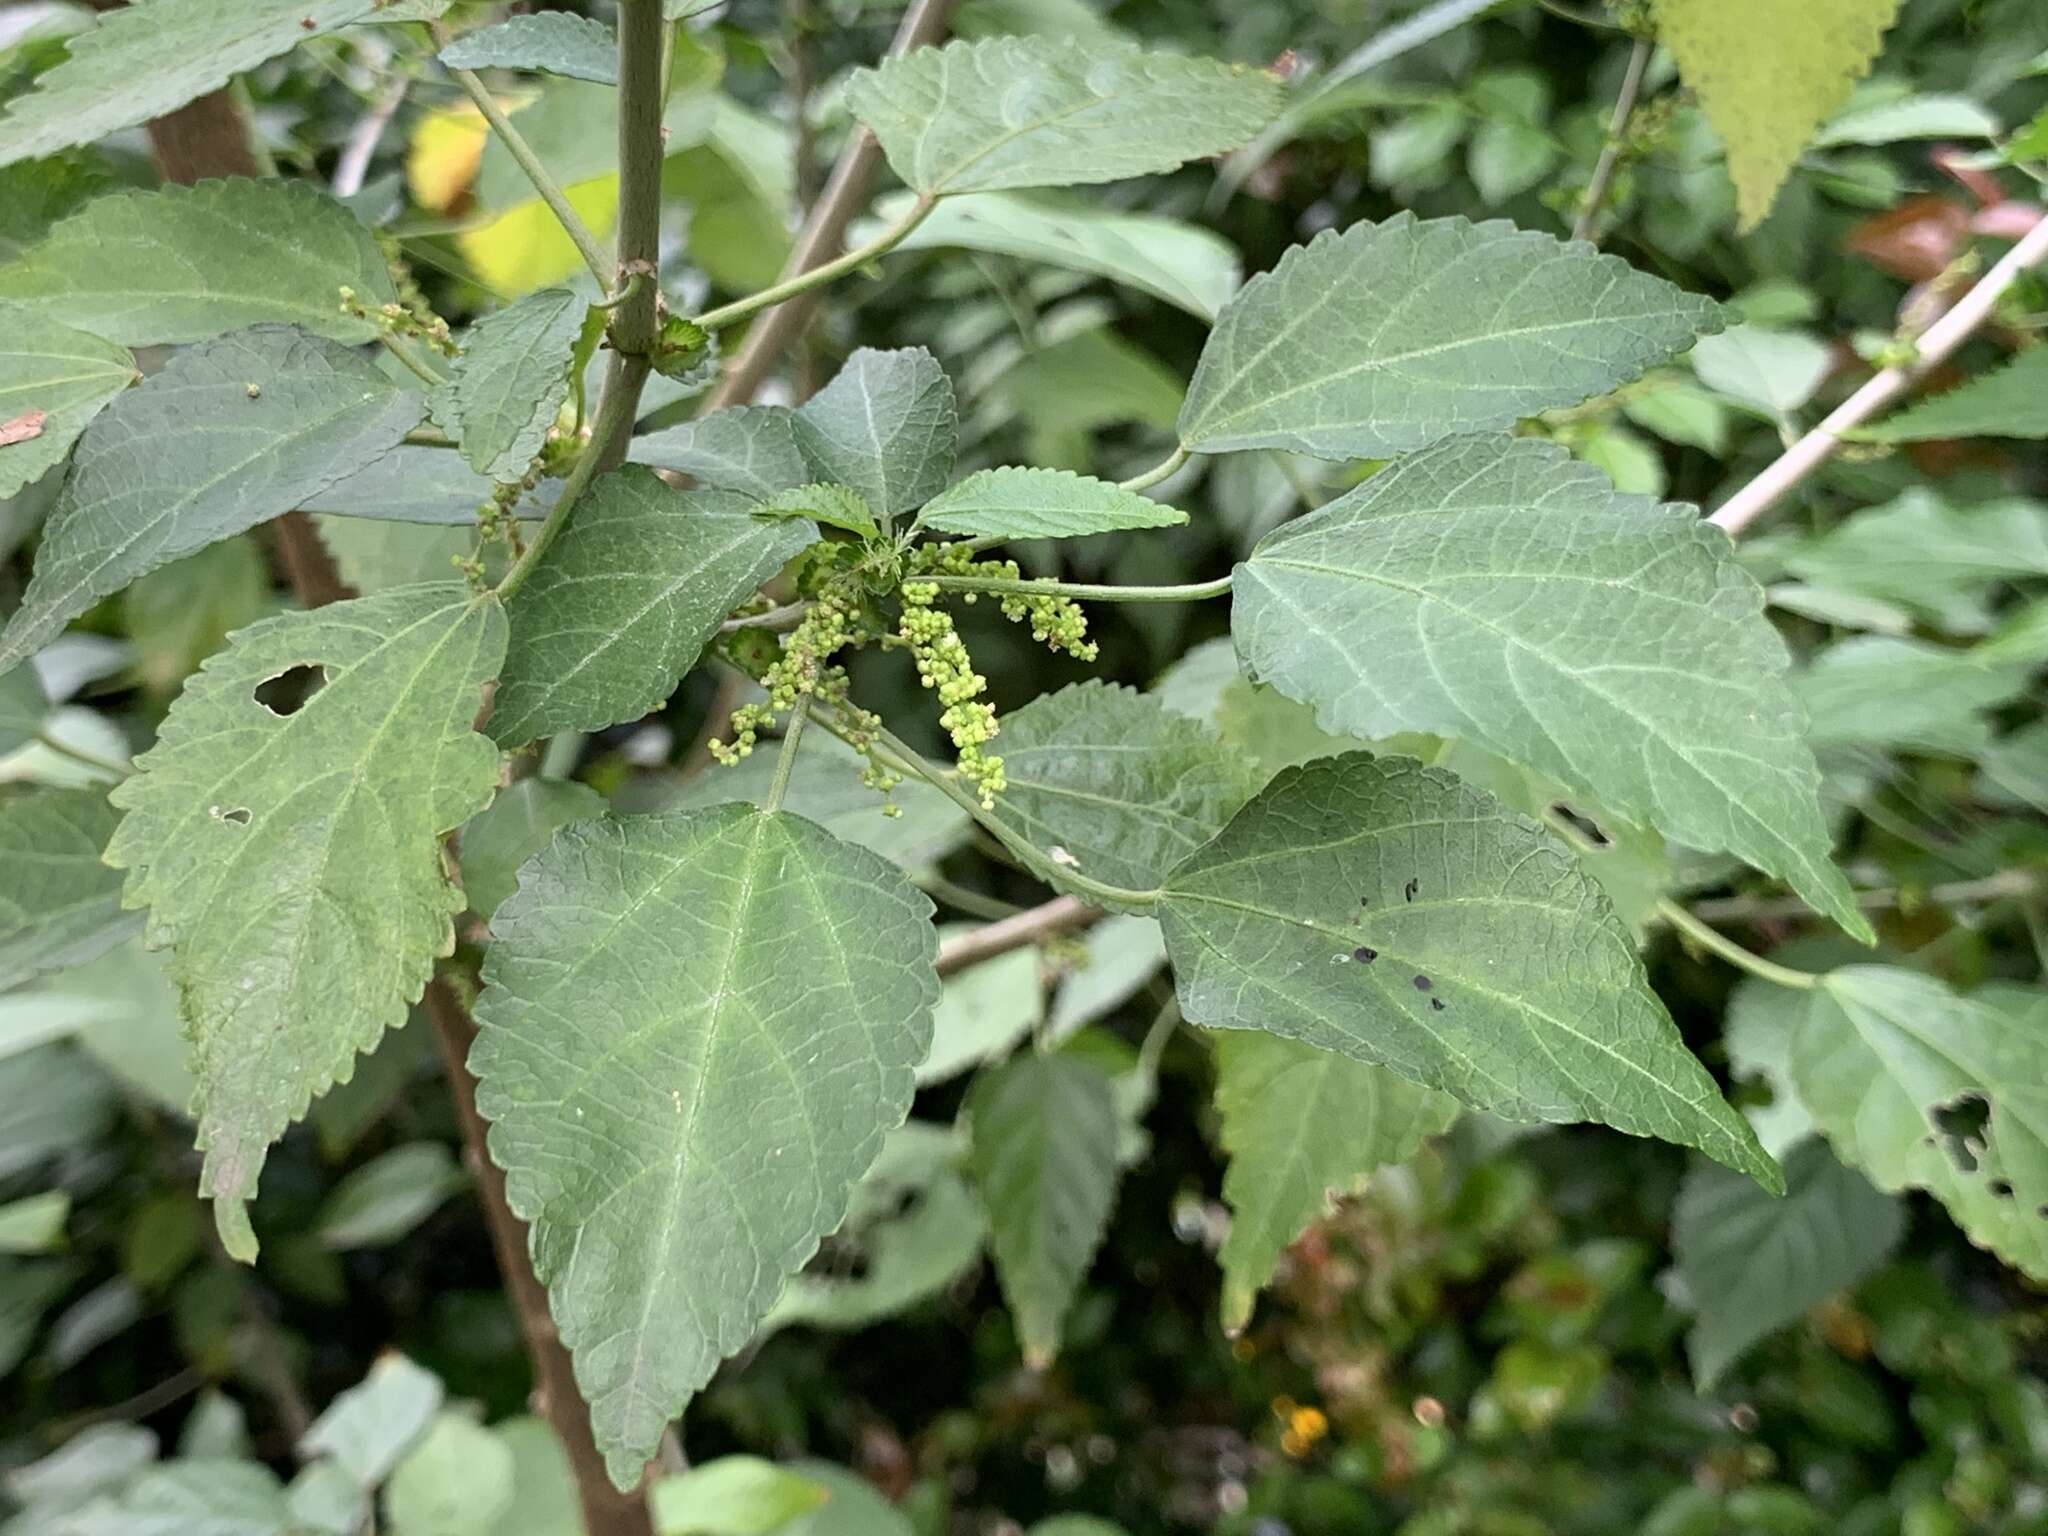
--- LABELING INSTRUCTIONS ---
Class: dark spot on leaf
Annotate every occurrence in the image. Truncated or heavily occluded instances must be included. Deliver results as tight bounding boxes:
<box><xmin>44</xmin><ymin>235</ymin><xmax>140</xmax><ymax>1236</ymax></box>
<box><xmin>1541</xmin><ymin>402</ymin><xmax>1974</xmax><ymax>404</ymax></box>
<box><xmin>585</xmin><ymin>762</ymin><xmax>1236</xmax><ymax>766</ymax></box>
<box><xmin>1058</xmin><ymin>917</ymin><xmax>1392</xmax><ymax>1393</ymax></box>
<box><xmin>1412</xmin><ymin>975</ymin><xmax>1432</xmax><ymax>992</ymax></box>
<box><xmin>254</xmin><ymin>663</ymin><xmax>326</xmax><ymax>717</ymax></box>
<box><xmin>213</xmin><ymin>806</ymin><xmax>251</xmax><ymax>826</ymax></box>
<box><xmin>1404</xmin><ymin>878</ymin><xmax>1419</xmax><ymax>901</ymax></box>
<box><xmin>1430</xmin><ymin>997</ymin><xmax>1446</xmax><ymax>1011</ymax></box>
<box><xmin>1353</xmin><ymin>946</ymin><xmax>1376</xmax><ymax>963</ymax></box>
<box><xmin>1931</xmin><ymin>1093</ymin><xmax>1990</xmax><ymax>1174</ymax></box>
<box><xmin>1550</xmin><ymin>803</ymin><xmax>1610</xmax><ymax>847</ymax></box>
<box><xmin>1989</xmin><ymin>1179</ymin><xmax>2013</xmax><ymax>1199</ymax></box>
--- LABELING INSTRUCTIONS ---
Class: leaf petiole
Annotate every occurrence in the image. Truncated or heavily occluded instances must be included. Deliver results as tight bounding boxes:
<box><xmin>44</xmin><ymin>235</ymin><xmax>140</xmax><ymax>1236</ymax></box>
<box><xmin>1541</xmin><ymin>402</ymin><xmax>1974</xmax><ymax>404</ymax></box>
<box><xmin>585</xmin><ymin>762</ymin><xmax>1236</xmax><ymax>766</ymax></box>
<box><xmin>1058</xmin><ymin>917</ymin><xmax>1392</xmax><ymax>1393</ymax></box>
<box><xmin>693</xmin><ymin>193</ymin><xmax>939</xmax><ymax>333</ymax></box>
<box><xmin>920</xmin><ymin>572</ymin><xmax>1233</xmax><ymax>604</ymax></box>
<box><xmin>763</xmin><ymin>696</ymin><xmax>810</xmax><ymax>813</ymax></box>
<box><xmin>1657</xmin><ymin>900</ymin><xmax>1821</xmax><ymax>992</ymax></box>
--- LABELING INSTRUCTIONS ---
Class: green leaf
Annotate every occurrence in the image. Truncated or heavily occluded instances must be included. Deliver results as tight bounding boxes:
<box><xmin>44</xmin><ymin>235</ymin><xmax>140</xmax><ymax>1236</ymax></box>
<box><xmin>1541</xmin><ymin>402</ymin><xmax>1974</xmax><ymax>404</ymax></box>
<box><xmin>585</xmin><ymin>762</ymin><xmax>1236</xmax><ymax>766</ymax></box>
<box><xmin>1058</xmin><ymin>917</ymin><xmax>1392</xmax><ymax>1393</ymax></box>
<box><xmin>791</xmin><ymin>349</ymin><xmax>957</xmax><ymax>522</ymax></box>
<box><xmin>665</xmin><ymin>729</ymin><xmax>971</xmax><ymax>874</ymax></box>
<box><xmin>0</xmin><ymin>156</ymin><xmax>114</xmax><ymax>265</ymax></box>
<box><xmin>1177</xmin><ymin>215</ymin><xmax>1721</xmax><ymax>459</ymax></box>
<box><xmin>0</xmin><ymin>1191</ymin><xmax>70</xmax><ymax>1254</ymax></box>
<box><xmin>761</xmin><ymin>483</ymin><xmax>882</xmax><ymax>540</ymax></box>
<box><xmin>914</xmin><ymin>467</ymin><xmax>1186</xmax><ymax>539</ymax></box>
<box><xmin>300</xmin><ymin>1353</ymin><xmax>445</xmax><ymax>1488</ymax></box>
<box><xmin>125</xmin><ymin>538</ymin><xmax>272</xmax><ymax>700</ymax></box>
<box><xmin>920</xmin><ymin>941</ymin><xmax>1043</xmax><ymax>1085</ymax></box>
<box><xmin>439</xmin><ymin>14</ymin><xmax>618</xmax><ymax>84</ymax></box>
<box><xmin>1157</xmin><ymin>754</ymin><xmax>1779</xmax><ymax>1187</ymax></box>
<box><xmin>0</xmin><ymin>179</ymin><xmax>400</xmax><ymax>345</ymax></box>
<box><xmin>1622</xmin><ymin>377</ymin><xmax>1731</xmax><ymax>454</ymax></box>
<box><xmin>1795</xmin><ymin>968</ymin><xmax>2048</xmax><ymax>1278</ymax></box>
<box><xmin>1212</xmin><ymin>1031</ymin><xmax>1456</xmax><ymax>1333</ymax></box>
<box><xmin>0</xmin><ymin>0</ymin><xmax>378</xmax><ymax>167</ymax></box>
<box><xmin>461</xmin><ymin>779</ymin><xmax>606</xmax><ymax>923</ymax></box>
<box><xmin>0</xmin><ymin>663</ymin><xmax>47</xmax><ymax>756</ymax></box>
<box><xmin>54</xmin><ymin>1459</ymin><xmax>293</xmax><ymax>1536</ymax></box>
<box><xmin>305</xmin><ymin>446</ymin><xmax>534</xmax><ymax>525</ymax></box>
<box><xmin>1232</xmin><ymin>435</ymin><xmax>1865</xmax><ymax>938</ymax></box>
<box><xmin>472</xmin><ymin>807</ymin><xmax>938</xmax><ymax>1486</ymax></box>
<box><xmin>490</xmin><ymin>466</ymin><xmax>816</xmax><ymax>747</ymax></box>
<box><xmin>846</xmin><ymin>37</ymin><xmax>1281</xmax><ymax>196</ymax></box>
<box><xmin>1797</xmin><ymin>636</ymin><xmax>2029</xmax><ymax>755</ymax></box>
<box><xmin>384</xmin><ymin>1414</ymin><xmax>514</xmax><ymax>1536</ymax></box>
<box><xmin>1858</xmin><ymin>347</ymin><xmax>2048</xmax><ymax>441</ymax></box>
<box><xmin>0</xmin><ymin>787</ymin><xmax>135</xmax><ymax>992</ymax></box>
<box><xmin>315</xmin><ymin>518</ymin><xmax>497</xmax><ymax>596</ymax></box>
<box><xmin>104</xmin><ymin>585</ymin><xmax>506</xmax><ymax>1260</ymax></box>
<box><xmin>494</xmin><ymin>1418</ymin><xmax>584</xmax><ymax>1536</ymax></box>
<box><xmin>1690</xmin><ymin>326</ymin><xmax>1833</xmax><ymax>417</ymax></box>
<box><xmin>1785</xmin><ymin>490</ymin><xmax>2048</xmax><ymax>611</ymax></box>
<box><xmin>1815</xmin><ymin>88</ymin><xmax>1996</xmax><ymax>146</ymax></box>
<box><xmin>431</xmin><ymin>289</ymin><xmax>592</xmax><ymax>481</ymax></box>
<box><xmin>0</xmin><ymin>329</ymin><xmax>424</xmax><ymax>677</ymax></box>
<box><xmin>1047</xmin><ymin>914</ymin><xmax>1166</xmax><ymax>1040</ymax></box>
<box><xmin>649</xmin><ymin>1457</ymin><xmax>829</xmax><ymax>1536</ymax></box>
<box><xmin>316</xmin><ymin>1142</ymin><xmax>464</xmax><ymax>1250</ymax></box>
<box><xmin>869</xmin><ymin>189</ymin><xmax>1240</xmax><ymax>319</ymax></box>
<box><xmin>1649</xmin><ymin>0</ymin><xmax>1906</xmax><ymax>228</ymax></box>
<box><xmin>995</xmin><ymin>681</ymin><xmax>1255</xmax><ymax>900</ymax></box>
<box><xmin>1673</xmin><ymin>1137</ymin><xmax>1903</xmax><ymax>1388</ymax></box>
<box><xmin>776</xmin><ymin>1465</ymin><xmax>912</xmax><ymax>1536</ymax></box>
<box><xmin>0</xmin><ymin>308</ymin><xmax>135</xmax><ymax>499</ymax></box>
<box><xmin>1981</xmin><ymin>720</ymin><xmax>2048</xmax><ymax>814</ymax></box>
<box><xmin>629</xmin><ymin>406</ymin><xmax>809</xmax><ymax>501</ymax></box>
<box><xmin>966</xmin><ymin>1051</ymin><xmax>1121</xmax><ymax>1367</ymax></box>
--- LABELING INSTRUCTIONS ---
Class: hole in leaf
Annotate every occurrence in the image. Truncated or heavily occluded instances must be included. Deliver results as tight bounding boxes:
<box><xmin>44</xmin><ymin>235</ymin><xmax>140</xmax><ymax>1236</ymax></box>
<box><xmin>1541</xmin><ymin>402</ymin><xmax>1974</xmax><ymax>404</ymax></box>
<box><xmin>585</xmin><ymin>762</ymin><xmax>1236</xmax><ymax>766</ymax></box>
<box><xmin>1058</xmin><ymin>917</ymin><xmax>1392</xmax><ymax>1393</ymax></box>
<box><xmin>254</xmin><ymin>663</ymin><xmax>326</xmax><ymax>717</ymax></box>
<box><xmin>1989</xmin><ymin>1179</ymin><xmax>2013</xmax><ymax>1199</ymax></box>
<box><xmin>1404</xmin><ymin>878</ymin><xmax>1419</xmax><ymax>902</ymax></box>
<box><xmin>1550</xmin><ymin>803</ymin><xmax>1611</xmax><ymax>847</ymax></box>
<box><xmin>1353</xmin><ymin>946</ymin><xmax>1377</xmax><ymax>963</ymax></box>
<box><xmin>1931</xmin><ymin>1093</ymin><xmax>1990</xmax><ymax>1174</ymax></box>
<box><xmin>210</xmin><ymin>805</ymin><xmax>252</xmax><ymax>826</ymax></box>
<box><xmin>1430</xmin><ymin>998</ymin><xmax>1446</xmax><ymax>1011</ymax></box>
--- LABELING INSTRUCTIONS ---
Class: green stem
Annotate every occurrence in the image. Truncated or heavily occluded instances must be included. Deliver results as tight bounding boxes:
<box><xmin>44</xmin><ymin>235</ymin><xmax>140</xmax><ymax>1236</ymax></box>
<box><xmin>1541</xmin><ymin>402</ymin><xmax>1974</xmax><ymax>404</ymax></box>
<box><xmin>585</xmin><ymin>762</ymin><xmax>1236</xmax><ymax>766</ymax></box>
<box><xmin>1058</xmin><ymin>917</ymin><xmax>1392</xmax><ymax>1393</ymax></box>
<box><xmin>693</xmin><ymin>193</ymin><xmax>938</xmax><ymax>332</ymax></box>
<box><xmin>764</xmin><ymin>696</ymin><xmax>809</xmax><ymax>812</ymax></box>
<box><xmin>921</xmin><ymin>572</ymin><xmax>1233</xmax><ymax>604</ymax></box>
<box><xmin>380</xmin><ymin>331</ymin><xmax>448</xmax><ymax>386</ymax></box>
<box><xmin>494</xmin><ymin>1</ymin><xmax>665</xmax><ymax>603</ymax></box>
<box><xmin>1117</xmin><ymin>445</ymin><xmax>1190</xmax><ymax>494</ymax></box>
<box><xmin>1656</xmin><ymin>900</ymin><xmax>1820</xmax><ymax>991</ymax></box>
<box><xmin>34</xmin><ymin>730</ymin><xmax>130</xmax><ymax>779</ymax></box>
<box><xmin>591</xmin><ymin>271</ymin><xmax>648</xmax><ymax>311</ymax></box>
<box><xmin>435</xmin><ymin>38</ymin><xmax>612</xmax><ymax>289</ymax></box>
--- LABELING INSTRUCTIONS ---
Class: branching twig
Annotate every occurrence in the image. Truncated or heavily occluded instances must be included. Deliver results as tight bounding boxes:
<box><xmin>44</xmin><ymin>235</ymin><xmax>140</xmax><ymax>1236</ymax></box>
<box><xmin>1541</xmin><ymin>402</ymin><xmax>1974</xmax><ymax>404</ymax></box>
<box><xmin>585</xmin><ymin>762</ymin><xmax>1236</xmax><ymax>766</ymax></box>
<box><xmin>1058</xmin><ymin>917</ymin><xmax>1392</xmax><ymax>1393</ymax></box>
<box><xmin>1709</xmin><ymin>213</ymin><xmax>2048</xmax><ymax>537</ymax></box>
<box><xmin>1571</xmin><ymin>36</ymin><xmax>1650</xmax><ymax>245</ymax></box>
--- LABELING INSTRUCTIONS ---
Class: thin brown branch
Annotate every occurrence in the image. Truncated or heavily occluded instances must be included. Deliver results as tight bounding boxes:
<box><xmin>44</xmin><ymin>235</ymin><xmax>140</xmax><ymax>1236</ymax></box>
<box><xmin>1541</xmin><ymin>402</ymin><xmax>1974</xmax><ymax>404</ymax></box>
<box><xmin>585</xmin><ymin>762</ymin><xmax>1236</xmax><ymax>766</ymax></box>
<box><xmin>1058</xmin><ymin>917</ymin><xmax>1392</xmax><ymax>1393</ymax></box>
<box><xmin>935</xmin><ymin>895</ymin><xmax>1098</xmax><ymax>978</ymax></box>
<box><xmin>1571</xmin><ymin>36</ymin><xmax>1650</xmax><ymax>245</ymax></box>
<box><xmin>699</xmin><ymin>0</ymin><xmax>960</xmax><ymax>413</ymax></box>
<box><xmin>1709</xmin><ymin>213</ymin><xmax>2048</xmax><ymax>537</ymax></box>
<box><xmin>426</xmin><ymin>982</ymin><xmax>654</xmax><ymax>1536</ymax></box>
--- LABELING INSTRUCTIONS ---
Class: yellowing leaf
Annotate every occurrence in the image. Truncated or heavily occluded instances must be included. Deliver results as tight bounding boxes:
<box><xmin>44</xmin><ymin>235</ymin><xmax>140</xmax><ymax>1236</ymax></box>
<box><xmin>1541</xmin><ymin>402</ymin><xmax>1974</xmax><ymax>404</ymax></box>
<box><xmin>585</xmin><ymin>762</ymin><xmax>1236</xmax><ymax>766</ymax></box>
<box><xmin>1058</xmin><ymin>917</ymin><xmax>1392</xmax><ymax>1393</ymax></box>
<box><xmin>458</xmin><ymin>176</ymin><xmax>619</xmax><ymax>295</ymax></box>
<box><xmin>1651</xmin><ymin>0</ymin><xmax>1904</xmax><ymax>229</ymax></box>
<box><xmin>406</xmin><ymin>105</ymin><xmax>488</xmax><ymax>213</ymax></box>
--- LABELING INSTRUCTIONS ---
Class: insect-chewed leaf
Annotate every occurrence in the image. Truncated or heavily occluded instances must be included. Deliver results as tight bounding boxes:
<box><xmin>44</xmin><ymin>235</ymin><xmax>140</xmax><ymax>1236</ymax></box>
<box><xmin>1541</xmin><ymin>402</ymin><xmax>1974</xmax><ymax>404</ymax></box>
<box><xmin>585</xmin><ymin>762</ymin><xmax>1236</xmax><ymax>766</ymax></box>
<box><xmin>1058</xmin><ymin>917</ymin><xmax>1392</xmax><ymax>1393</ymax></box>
<box><xmin>1211</xmin><ymin>1031</ymin><xmax>1456</xmax><ymax>1334</ymax></box>
<box><xmin>914</xmin><ymin>467</ymin><xmax>1187</xmax><ymax>540</ymax></box>
<box><xmin>1794</xmin><ymin>968</ymin><xmax>2048</xmax><ymax>1278</ymax></box>
<box><xmin>1176</xmin><ymin>214</ymin><xmax>1722</xmax><ymax>460</ymax></box>
<box><xmin>1232</xmin><ymin>435</ymin><xmax>1866</xmax><ymax>939</ymax></box>
<box><xmin>846</xmin><ymin>37</ymin><xmax>1282</xmax><ymax>197</ymax></box>
<box><xmin>1673</xmin><ymin>1138</ymin><xmax>1902</xmax><ymax>1389</ymax></box>
<box><xmin>471</xmin><ymin>807</ymin><xmax>939</xmax><ymax>1486</ymax></box>
<box><xmin>1650</xmin><ymin>0</ymin><xmax>1903</xmax><ymax>230</ymax></box>
<box><xmin>430</xmin><ymin>288</ymin><xmax>593</xmax><ymax>481</ymax></box>
<box><xmin>490</xmin><ymin>465</ymin><xmax>817</xmax><ymax>747</ymax></box>
<box><xmin>0</xmin><ymin>787</ymin><xmax>138</xmax><ymax>991</ymax></box>
<box><xmin>995</xmin><ymin>682</ymin><xmax>1257</xmax><ymax>901</ymax></box>
<box><xmin>627</xmin><ymin>404</ymin><xmax>810</xmax><ymax>501</ymax></box>
<box><xmin>103</xmin><ymin>585</ymin><xmax>506</xmax><ymax>1260</ymax></box>
<box><xmin>438</xmin><ymin>13</ymin><xmax>619</xmax><ymax>84</ymax></box>
<box><xmin>0</xmin><ymin>0</ymin><xmax>379</xmax><ymax>167</ymax></box>
<box><xmin>0</xmin><ymin>309</ymin><xmax>135</xmax><ymax>499</ymax></box>
<box><xmin>791</xmin><ymin>348</ymin><xmax>957</xmax><ymax>521</ymax></box>
<box><xmin>0</xmin><ymin>178</ymin><xmax>400</xmax><ymax>344</ymax></box>
<box><xmin>1156</xmin><ymin>753</ymin><xmax>1780</xmax><ymax>1188</ymax></box>
<box><xmin>0</xmin><ymin>328</ymin><xmax>425</xmax><ymax>677</ymax></box>
<box><xmin>965</xmin><ymin>1051</ymin><xmax>1121</xmax><ymax>1368</ymax></box>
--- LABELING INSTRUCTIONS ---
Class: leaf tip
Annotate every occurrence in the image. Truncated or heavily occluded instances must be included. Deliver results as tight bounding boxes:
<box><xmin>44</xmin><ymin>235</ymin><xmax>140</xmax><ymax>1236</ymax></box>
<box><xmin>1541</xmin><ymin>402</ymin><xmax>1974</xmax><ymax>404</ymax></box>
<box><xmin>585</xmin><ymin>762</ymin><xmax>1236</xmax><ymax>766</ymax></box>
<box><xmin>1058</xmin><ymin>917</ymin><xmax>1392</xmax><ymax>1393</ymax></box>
<box><xmin>214</xmin><ymin>1196</ymin><xmax>259</xmax><ymax>1264</ymax></box>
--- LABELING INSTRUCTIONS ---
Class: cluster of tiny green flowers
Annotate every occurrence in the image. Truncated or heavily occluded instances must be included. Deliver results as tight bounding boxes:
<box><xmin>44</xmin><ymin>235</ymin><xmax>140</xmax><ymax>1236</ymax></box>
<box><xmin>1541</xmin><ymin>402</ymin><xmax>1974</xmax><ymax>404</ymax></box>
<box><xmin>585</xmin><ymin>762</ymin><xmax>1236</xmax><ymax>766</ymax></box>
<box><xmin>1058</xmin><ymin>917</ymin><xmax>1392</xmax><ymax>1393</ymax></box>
<box><xmin>708</xmin><ymin>584</ymin><xmax>872</xmax><ymax>766</ymax></box>
<box><xmin>337</xmin><ymin>286</ymin><xmax>456</xmax><ymax>356</ymax></box>
<box><xmin>907</xmin><ymin>543</ymin><xmax>1098</xmax><ymax>662</ymax></box>
<box><xmin>899</xmin><ymin>579</ymin><xmax>1004</xmax><ymax>807</ymax></box>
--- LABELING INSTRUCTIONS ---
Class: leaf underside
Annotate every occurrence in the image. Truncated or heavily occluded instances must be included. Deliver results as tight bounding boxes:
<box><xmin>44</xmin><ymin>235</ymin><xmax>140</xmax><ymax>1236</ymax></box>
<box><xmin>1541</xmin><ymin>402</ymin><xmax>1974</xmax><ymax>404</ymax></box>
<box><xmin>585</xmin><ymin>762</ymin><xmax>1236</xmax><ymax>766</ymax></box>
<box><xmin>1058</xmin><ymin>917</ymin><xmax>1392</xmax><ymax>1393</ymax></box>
<box><xmin>789</xmin><ymin>348</ymin><xmax>958</xmax><ymax>521</ymax></box>
<box><xmin>1231</xmin><ymin>434</ymin><xmax>1866</xmax><ymax>938</ymax></box>
<box><xmin>473</xmin><ymin>807</ymin><xmax>938</xmax><ymax>1486</ymax></box>
<box><xmin>0</xmin><ymin>787</ymin><xmax>139</xmax><ymax>992</ymax></box>
<box><xmin>431</xmin><ymin>287</ymin><xmax>591</xmax><ymax>481</ymax></box>
<box><xmin>104</xmin><ymin>584</ymin><xmax>506</xmax><ymax>1258</ymax></box>
<box><xmin>1157</xmin><ymin>753</ymin><xmax>1779</xmax><ymax>1187</ymax></box>
<box><xmin>0</xmin><ymin>307</ymin><xmax>135</xmax><ymax>500</ymax></box>
<box><xmin>915</xmin><ymin>466</ymin><xmax>1187</xmax><ymax>540</ymax></box>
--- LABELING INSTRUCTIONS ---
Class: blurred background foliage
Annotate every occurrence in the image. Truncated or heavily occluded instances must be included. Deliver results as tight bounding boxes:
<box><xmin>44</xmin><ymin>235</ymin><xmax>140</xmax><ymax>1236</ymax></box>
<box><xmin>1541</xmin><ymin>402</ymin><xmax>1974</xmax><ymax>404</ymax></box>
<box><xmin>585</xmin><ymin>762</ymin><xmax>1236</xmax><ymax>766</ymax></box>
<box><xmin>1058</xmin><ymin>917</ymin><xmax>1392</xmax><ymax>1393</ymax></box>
<box><xmin>3</xmin><ymin>0</ymin><xmax>2047</xmax><ymax>1532</ymax></box>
